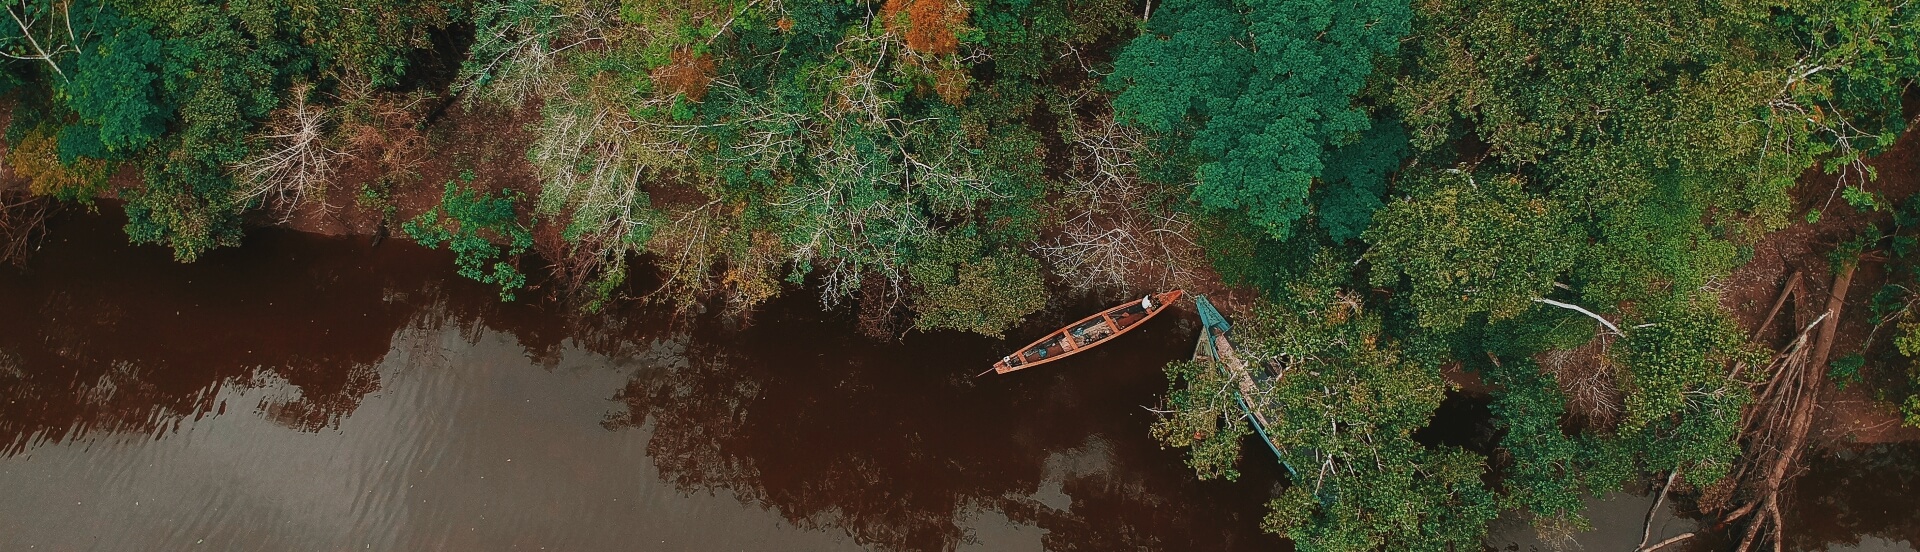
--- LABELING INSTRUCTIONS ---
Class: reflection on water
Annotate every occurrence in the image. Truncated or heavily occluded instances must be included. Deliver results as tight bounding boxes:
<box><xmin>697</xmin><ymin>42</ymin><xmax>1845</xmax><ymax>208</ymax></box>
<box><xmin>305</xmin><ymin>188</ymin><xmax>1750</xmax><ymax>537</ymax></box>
<box><xmin>3</xmin><ymin>214</ymin><xmax>1912</xmax><ymax>551</ymax></box>
<box><xmin>1482</xmin><ymin>489</ymin><xmax>1726</xmax><ymax>552</ymax></box>
<box><xmin>0</xmin><ymin>214</ymin><xmax>1282</xmax><ymax>551</ymax></box>
<box><xmin>1788</xmin><ymin>444</ymin><xmax>1920</xmax><ymax>552</ymax></box>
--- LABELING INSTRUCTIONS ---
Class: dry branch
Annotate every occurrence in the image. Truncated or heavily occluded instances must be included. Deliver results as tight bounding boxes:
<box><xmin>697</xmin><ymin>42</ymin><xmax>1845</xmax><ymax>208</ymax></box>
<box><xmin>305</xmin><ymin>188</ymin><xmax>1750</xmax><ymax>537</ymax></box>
<box><xmin>1</xmin><ymin>0</ymin><xmax>79</xmax><ymax>82</ymax></box>
<box><xmin>232</xmin><ymin>86</ymin><xmax>345</xmax><ymax>220</ymax></box>
<box><xmin>1637</xmin><ymin>469</ymin><xmax>1680</xmax><ymax>551</ymax></box>
<box><xmin>1533</xmin><ymin>296</ymin><xmax>1624</xmax><ymax>336</ymax></box>
<box><xmin>1641</xmin><ymin>532</ymin><xmax>1697</xmax><ymax>552</ymax></box>
<box><xmin>1754</xmin><ymin>271</ymin><xmax>1803</xmax><ymax>341</ymax></box>
<box><xmin>0</xmin><ymin>193</ymin><xmax>49</xmax><ymax>266</ymax></box>
<box><xmin>1540</xmin><ymin>336</ymin><xmax>1626</xmax><ymax>428</ymax></box>
<box><xmin>1033</xmin><ymin>112</ymin><xmax>1199</xmax><ymax>293</ymax></box>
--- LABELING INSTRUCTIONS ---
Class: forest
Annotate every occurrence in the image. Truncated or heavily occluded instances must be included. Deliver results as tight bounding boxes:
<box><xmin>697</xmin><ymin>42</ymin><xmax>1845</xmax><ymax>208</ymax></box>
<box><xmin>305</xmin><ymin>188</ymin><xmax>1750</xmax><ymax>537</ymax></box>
<box><xmin>1</xmin><ymin>0</ymin><xmax>1917</xmax><ymax>549</ymax></box>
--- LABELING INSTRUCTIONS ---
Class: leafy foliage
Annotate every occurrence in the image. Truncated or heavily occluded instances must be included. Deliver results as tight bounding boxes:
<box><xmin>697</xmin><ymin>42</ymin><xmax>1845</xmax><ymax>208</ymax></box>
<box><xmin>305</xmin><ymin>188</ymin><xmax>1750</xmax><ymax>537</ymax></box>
<box><xmin>1109</xmin><ymin>0</ymin><xmax>1410</xmax><ymax>241</ymax></box>
<box><xmin>1855</xmin><ymin>198</ymin><xmax>1920</xmax><ymax>427</ymax></box>
<box><xmin>1315</xmin><ymin>121</ymin><xmax>1408</xmax><ymax>243</ymax></box>
<box><xmin>2</xmin><ymin>0</ymin><xmax>1916</xmax><ymax>545</ymax></box>
<box><xmin>1776</xmin><ymin>0</ymin><xmax>1920</xmax><ymax>153</ymax></box>
<box><xmin>1149</xmin><ymin>359</ymin><xmax>1250</xmax><ymax>481</ymax></box>
<box><xmin>906</xmin><ymin>243</ymin><xmax>1047</xmax><ymax>337</ymax></box>
<box><xmin>10</xmin><ymin>124</ymin><xmax>111</xmax><ymax>201</ymax></box>
<box><xmin>62</xmin><ymin>8</ymin><xmax>169</xmax><ymax>154</ymax></box>
<box><xmin>1158</xmin><ymin>258</ymin><xmax>1499</xmax><ymax>550</ymax></box>
<box><xmin>284</xmin><ymin>0</ymin><xmax>457</xmax><ymax>87</ymax></box>
<box><xmin>1612</xmin><ymin>298</ymin><xmax>1756</xmax><ymax>483</ymax></box>
<box><xmin>0</xmin><ymin>0</ymin><xmax>466</xmax><ymax>260</ymax></box>
<box><xmin>1481</xmin><ymin>358</ymin><xmax>1592</xmax><ymax>529</ymax></box>
<box><xmin>1256</xmin><ymin>315</ymin><xmax>1496</xmax><ymax>548</ymax></box>
<box><xmin>1366</xmin><ymin>171</ymin><xmax>1577</xmax><ymax>330</ymax></box>
<box><xmin>403</xmin><ymin>175</ymin><xmax>535</xmax><ymax>301</ymax></box>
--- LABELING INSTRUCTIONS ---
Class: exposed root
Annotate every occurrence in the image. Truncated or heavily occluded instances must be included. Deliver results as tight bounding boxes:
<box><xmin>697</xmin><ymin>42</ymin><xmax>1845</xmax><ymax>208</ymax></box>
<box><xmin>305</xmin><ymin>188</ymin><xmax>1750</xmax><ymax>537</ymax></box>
<box><xmin>1717</xmin><ymin>264</ymin><xmax>1853</xmax><ymax>552</ymax></box>
<box><xmin>0</xmin><ymin>193</ymin><xmax>50</xmax><ymax>266</ymax></box>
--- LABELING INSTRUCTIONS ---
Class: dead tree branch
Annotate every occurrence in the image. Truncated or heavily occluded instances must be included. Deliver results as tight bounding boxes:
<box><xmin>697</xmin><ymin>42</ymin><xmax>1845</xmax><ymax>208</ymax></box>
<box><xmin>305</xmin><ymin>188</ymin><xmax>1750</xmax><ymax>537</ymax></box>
<box><xmin>1532</xmin><ymin>296</ymin><xmax>1625</xmax><ymax>336</ymax></box>
<box><xmin>1638</xmin><ymin>469</ymin><xmax>1681</xmax><ymax>551</ymax></box>
<box><xmin>232</xmin><ymin>85</ymin><xmax>345</xmax><ymax>220</ymax></box>
<box><xmin>1</xmin><ymin>0</ymin><xmax>79</xmax><ymax>82</ymax></box>
<box><xmin>1034</xmin><ymin>112</ymin><xmax>1199</xmax><ymax>292</ymax></box>
<box><xmin>1641</xmin><ymin>532</ymin><xmax>1697</xmax><ymax>552</ymax></box>
<box><xmin>0</xmin><ymin>193</ymin><xmax>50</xmax><ymax>266</ymax></box>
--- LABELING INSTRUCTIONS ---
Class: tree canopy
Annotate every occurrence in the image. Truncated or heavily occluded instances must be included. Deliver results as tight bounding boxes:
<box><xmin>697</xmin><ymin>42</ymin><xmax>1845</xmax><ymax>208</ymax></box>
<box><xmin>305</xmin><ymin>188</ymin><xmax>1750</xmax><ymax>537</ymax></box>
<box><xmin>1109</xmin><ymin>0</ymin><xmax>1410</xmax><ymax>241</ymax></box>
<box><xmin>3</xmin><ymin>0</ymin><xmax>1918</xmax><ymax>549</ymax></box>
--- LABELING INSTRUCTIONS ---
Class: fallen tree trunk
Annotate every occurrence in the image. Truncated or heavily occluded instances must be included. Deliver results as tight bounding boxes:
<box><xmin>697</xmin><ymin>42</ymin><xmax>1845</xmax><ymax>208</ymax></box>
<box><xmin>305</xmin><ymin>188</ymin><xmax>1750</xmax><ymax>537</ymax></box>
<box><xmin>1727</xmin><ymin>262</ymin><xmax>1854</xmax><ymax>552</ymax></box>
<box><xmin>1636</xmin><ymin>469</ymin><xmax>1680</xmax><ymax>551</ymax></box>
<box><xmin>1807</xmin><ymin>264</ymin><xmax>1853</xmax><ymax>379</ymax></box>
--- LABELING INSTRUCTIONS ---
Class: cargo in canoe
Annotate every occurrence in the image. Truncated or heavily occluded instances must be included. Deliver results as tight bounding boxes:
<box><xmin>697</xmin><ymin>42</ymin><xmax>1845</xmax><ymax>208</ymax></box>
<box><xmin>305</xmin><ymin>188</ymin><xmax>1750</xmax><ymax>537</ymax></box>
<box><xmin>984</xmin><ymin>290</ymin><xmax>1184</xmax><ymax>375</ymax></box>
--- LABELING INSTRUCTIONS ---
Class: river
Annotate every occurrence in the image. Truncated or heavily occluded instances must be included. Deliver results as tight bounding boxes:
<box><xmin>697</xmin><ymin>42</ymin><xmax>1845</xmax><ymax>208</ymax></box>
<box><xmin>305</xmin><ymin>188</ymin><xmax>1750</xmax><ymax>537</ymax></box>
<box><xmin>0</xmin><ymin>214</ymin><xmax>1913</xmax><ymax>551</ymax></box>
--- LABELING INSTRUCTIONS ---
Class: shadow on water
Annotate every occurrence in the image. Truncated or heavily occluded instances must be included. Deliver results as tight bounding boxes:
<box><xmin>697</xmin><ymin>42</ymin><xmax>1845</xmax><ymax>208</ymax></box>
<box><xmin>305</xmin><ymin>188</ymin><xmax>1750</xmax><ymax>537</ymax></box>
<box><xmin>0</xmin><ymin>213</ymin><xmax>428</xmax><ymax>450</ymax></box>
<box><xmin>1</xmin><ymin>212</ymin><xmax>1912</xmax><ymax>551</ymax></box>
<box><xmin>0</xmin><ymin>212</ymin><xmax>1285</xmax><ymax>551</ymax></box>
<box><xmin>1413</xmin><ymin>391</ymin><xmax>1500</xmax><ymax>454</ymax></box>
<box><xmin>602</xmin><ymin>288</ymin><xmax>1290</xmax><ymax>551</ymax></box>
<box><xmin>1786</xmin><ymin>443</ymin><xmax>1920</xmax><ymax>552</ymax></box>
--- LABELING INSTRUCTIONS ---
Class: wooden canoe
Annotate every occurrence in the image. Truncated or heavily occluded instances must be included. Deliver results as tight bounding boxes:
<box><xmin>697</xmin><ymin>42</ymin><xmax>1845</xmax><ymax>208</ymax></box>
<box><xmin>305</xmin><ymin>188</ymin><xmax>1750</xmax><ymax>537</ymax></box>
<box><xmin>985</xmin><ymin>290</ymin><xmax>1184</xmax><ymax>375</ymax></box>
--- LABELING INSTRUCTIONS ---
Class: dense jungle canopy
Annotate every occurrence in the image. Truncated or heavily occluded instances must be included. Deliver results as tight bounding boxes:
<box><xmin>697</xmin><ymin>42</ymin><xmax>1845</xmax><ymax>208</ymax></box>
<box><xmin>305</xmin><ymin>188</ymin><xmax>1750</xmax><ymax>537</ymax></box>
<box><xmin>2</xmin><ymin>0</ymin><xmax>1918</xmax><ymax>549</ymax></box>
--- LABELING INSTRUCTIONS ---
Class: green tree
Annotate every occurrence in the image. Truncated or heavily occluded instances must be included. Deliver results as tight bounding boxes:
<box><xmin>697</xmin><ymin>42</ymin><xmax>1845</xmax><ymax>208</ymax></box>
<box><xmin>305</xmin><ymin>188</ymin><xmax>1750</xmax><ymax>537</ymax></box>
<box><xmin>1156</xmin><ymin>258</ymin><xmax>1499</xmax><ymax>550</ymax></box>
<box><xmin>1108</xmin><ymin>0</ymin><xmax>1410</xmax><ymax>241</ymax></box>
<box><xmin>1314</xmin><ymin>121</ymin><xmax>1408</xmax><ymax>243</ymax></box>
<box><xmin>1480</xmin><ymin>357</ymin><xmax>1595</xmax><ymax>530</ymax></box>
<box><xmin>1778</xmin><ymin>0</ymin><xmax>1920</xmax><ymax>153</ymax></box>
<box><xmin>1149</xmin><ymin>359</ymin><xmax>1252</xmax><ymax>480</ymax></box>
<box><xmin>61</xmin><ymin>8</ymin><xmax>168</xmax><ymax>154</ymax></box>
<box><xmin>287</xmin><ymin>0</ymin><xmax>457</xmax><ymax>87</ymax></box>
<box><xmin>1365</xmin><ymin>171</ymin><xmax>1577</xmax><ymax>330</ymax></box>
<box><xmin>1613</xmin><ymin>298</ymin><xmax>1758</xmax><ymax>483</ymax></box>
<box><xmin>115</xmin><ymin>0</ymin><xmax>297</xmax><ymax>260</ymax></box>
<box><xmin>906</xmin><ymin>233</ymin><xmax>1047</xmax><ymax>338</ymax></box>
<box><xmin>403</xmin><ymin>176</ymin><xmax>535</xmax><ymax>301</ymax></box>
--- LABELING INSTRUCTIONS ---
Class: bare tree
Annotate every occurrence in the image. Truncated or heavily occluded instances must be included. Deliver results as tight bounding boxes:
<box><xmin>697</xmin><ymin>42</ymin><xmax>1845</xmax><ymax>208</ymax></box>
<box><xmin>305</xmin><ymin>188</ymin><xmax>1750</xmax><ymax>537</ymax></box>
<box><xmin>331</xmin><ymin>73</ymin><xmax>431</xmax><ymax>183</ymax></box>
<box><xmin>232</xmin><ymin>85</ymin><xmax>346</xmax><ymax>220</ymax></box>
<box><xmin>527</xmin><ymin>74</ymin><xmax>698</xmax><ymax>298</ymax></box>
<box><xmin>1539</xmin><ymin>336</ymin><xmax>1625</xmax><ymax>429</ymax></box>
<box><xmin>1034</xmin><ymin>111</ymin><xmax>1200</xmax><ymax>293</ymax></box>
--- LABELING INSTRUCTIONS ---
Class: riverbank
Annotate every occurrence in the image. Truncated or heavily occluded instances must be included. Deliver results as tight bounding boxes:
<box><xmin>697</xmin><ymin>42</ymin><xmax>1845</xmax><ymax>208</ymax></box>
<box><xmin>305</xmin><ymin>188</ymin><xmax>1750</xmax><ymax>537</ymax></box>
<box><xmin>1</xmin><ymin>211</ymin><xmax>1917</xmax><ymax>551</ymax></box>
<box><xmin>4</xmin><ymin>82</ymin><xmax>1919</xmax><ymax>552</ymax></box>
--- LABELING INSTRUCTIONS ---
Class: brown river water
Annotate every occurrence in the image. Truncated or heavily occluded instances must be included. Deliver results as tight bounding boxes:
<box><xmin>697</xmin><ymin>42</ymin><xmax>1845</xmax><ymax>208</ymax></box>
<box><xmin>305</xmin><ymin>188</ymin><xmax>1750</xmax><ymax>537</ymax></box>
<box><xmin>0</xmin><ymin>213</ymin><xmax>1914</xmax><ymax>551</ymax></box>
